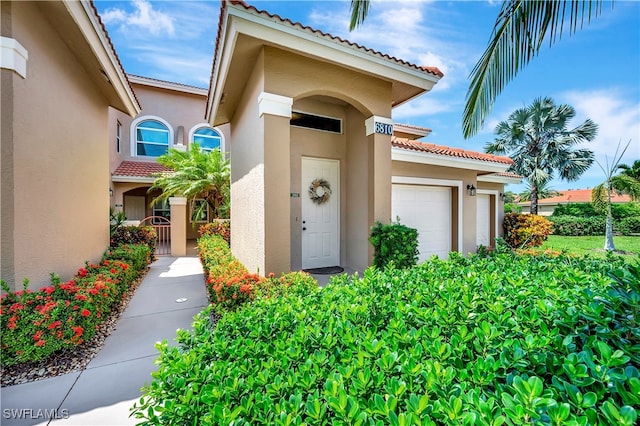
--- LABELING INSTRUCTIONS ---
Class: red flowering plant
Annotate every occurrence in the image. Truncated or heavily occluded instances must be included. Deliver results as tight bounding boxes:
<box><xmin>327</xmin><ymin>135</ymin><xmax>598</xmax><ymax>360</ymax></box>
<box><xmin>0</xmin><ymin>243</ymin><xmax>151</xmax><ymax>367</ymax></box>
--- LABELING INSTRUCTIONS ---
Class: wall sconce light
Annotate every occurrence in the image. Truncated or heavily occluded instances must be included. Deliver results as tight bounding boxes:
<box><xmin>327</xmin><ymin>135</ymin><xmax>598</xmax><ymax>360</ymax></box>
<box><xmin>109</xmin><ymin>188</ymin><xmax>114</xmax><ymax>197</ymax></box>
<box><xmin>500</xmin><ymin>192</ymin><xmax>506</xmax><ymax>202</ymax></box>
<box><xmin>466</xmin><ymin>184</ymin><xmax>476</xmax><ymax>196</ymax></box>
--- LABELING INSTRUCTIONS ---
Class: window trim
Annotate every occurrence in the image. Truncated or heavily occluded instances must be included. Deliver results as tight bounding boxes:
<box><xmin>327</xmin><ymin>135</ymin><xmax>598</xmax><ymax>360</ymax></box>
<box><xmin>116</xmin><ymin>120</ymin><xmax>122</xmax><ymax>153</ymax></box>
<box><xmin>190</xmin><ymin>199</ymin><xmax>210</xmax><ymax>223</ymax></box>
<box><xmin>130</xmin><ymin>115</ymin><xmax>174</xmax><ymax>157</ymax></box>
<box><xmin>290</xmin><ymin>110</ymin><xmax>342</xmax><ymax>134</ymax></box>
<box><xmin>188</xmin><ymin>123</ymin><xmax>225</xmax><ymax>153</ymax></box>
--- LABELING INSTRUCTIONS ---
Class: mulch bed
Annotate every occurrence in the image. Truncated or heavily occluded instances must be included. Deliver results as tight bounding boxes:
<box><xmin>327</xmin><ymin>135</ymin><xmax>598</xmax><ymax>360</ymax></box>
<box><xmin>1</xmin><ymin>271</ymin><xmax>148</xmax><ymax>388</ymax></box>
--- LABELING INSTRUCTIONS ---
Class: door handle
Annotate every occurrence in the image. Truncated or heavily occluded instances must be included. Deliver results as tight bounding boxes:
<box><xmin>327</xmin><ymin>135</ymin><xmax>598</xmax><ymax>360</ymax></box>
<box><xmin>302</xmin><ymin>227</ymin><xmax>307</xmax><ymax>231</ymax></box>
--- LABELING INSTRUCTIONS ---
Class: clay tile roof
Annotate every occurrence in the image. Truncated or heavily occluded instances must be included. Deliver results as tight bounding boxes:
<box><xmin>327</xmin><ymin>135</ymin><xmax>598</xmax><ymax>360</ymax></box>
<box><xmin>112</xmin><ymin>161</ymin><xmax>172</xmax><ymax>178</ymax></box>
<box><xmin>391</xmin><ymin>137</ymin><xmax>514</xmax><ymax>165</ymax></box>
<box><xmin>222</xmin><ymin>1</ymin><xmax>444</xmax><ymax>79</ymax></box>
<box><xmin>494</xmin><ymin>171</ymin><xmax>522</xmax><ymax>179</ymax></box>
<box><xmin>537</xmin><ymin>189</ymin><xmax>632</xmax><ymax>204</ymax></box>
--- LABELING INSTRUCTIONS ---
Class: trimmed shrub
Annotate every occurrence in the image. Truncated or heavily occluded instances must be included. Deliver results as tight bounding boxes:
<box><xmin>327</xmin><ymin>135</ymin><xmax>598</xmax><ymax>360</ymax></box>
<box><xmin>0</xmin><ymin>244</ymin><xmax>151</xmax><ymax>366</ymax></box>
<box><xmin>198</xmin><ymin>234</ymin><xmax>318</xmax><ymax>312</ymax></box>
<box><xmin>369</xmin><ymin>220</ymin><xmax>419</xmax><ymax>269</ymax></box>
<box><xmin>618</xmin><ymin>216</ymin><xmax>640</xmax><ymax>236</ymax></box>
<box><xmin>548</xmin><ymin>215</ymin><xmax>606</xmax><ymax>236</ymax></box>
<box><xmin>198</xmin><ymin>220</ymin><xmax>231</xmax><ymax>244</ymax></box>
<box><xmin>132</xmin><ymin>253</ymin><xmax>639</xmax><ymax>425</ymax></box>
<box><xmin>612</xmin><ymin>202</ymin><xmax>640</xmax><ymax>220</ymax></box>
<box><xmin>552</xmin><ymin>203</ymin><xmax>599</xmax><ymax>217</ymax></box>
<box><xmin>110</xmin><ymin>225</ymin><xmax>157</xmax><ymax>254</ymax></box>
<box><xmin>504</xmin><ymin>202</ymin><xmax>522</xmax><ymax>214</ymax></box>
<box><xmin>503</xmin><ymin>213</ymin><xmax>553</xmax><ymax>248</ymax></box>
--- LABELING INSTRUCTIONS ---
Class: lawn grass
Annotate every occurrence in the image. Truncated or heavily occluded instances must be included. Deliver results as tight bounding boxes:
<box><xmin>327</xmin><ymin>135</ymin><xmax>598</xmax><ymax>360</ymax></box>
<box><xmin>538</xmin><ymin>235</ymin><xmax>640</xmax><ymax>259</ymax></box>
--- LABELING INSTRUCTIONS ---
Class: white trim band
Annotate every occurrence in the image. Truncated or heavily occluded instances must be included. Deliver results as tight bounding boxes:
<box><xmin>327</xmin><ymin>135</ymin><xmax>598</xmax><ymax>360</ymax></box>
<box><xmin>258</xmin><ymin>92</ymin><xmax>293</xmax><ymax>118</ymax></box>
<box><xmin>169</xmin><ymin>197</ymin><xmax>188</xmax><ymax>206</ymax></box>
<box><xmin>1</xmin><ymin>37</ymin><xmax>28</xmax><ymax>78</ymax></box>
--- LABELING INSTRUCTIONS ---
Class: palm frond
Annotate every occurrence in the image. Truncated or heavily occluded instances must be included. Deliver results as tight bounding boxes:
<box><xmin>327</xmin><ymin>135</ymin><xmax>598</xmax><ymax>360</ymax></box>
<box><xmin>463</xmin><ymin>0</ymin><xmax>605</xmax><ymax>138</ymax></box>
<box><xmin>349</xmin><ymin>0</ymin><xmax>370</xmax><ymax>31</ymax></box>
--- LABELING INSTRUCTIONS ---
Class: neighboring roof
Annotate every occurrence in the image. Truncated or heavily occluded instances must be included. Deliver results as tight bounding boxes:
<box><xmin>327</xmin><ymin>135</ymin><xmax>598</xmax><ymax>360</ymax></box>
<box><xmin>523</xmin><ymin>189</ymin><xmax>632</xmax><ymax>205</ymax></box>
<box><xmin>391</xmin><ymin>137</ymin><xmax>514</xmax><ymax>174</ymax></box>
<box><xmin>393</xmin><ymin>123</ymin><xmax>432</xmax><ymax>140</ymax></box>
<box><xmin>391</xmin><ymin>137</ymin><xmax>513</xmax><ymax>165</ymax></box>
<box><xmin>111</xmin><ymin>161</ymin><xmax>171</xmax><ymax>183</ymax></box>
<box><xmin>128</xmin><ymin>74</ymin><xmax>208</xmax><ymax>96</ymax></box>
<box><xmin>207</xmin><ymin>0</ymin><xmax>443</xmax><ymax>125</ymax></box>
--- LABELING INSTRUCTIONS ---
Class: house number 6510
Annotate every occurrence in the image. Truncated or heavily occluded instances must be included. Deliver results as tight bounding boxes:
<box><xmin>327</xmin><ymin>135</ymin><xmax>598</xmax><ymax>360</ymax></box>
<box><xmin>375</xmin><ymin>122</ymin><xmax>393</xmax><ymax>135</ymax></box>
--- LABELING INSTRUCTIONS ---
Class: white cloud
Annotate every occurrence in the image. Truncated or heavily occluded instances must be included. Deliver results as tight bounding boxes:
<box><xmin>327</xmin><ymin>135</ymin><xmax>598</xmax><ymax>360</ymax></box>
<box><xmin>102</xmin><ymin>0</ymin><xmax>175</xmax><ymax>37</ymax></box>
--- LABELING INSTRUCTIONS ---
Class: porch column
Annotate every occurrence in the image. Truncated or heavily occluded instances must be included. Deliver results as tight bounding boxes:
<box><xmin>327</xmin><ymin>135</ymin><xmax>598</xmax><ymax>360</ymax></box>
<box><xmin>365</xmin><ymin>116</ymin><xmax>393</xmax><ymax>262</ymax></box>
<box><xmin>169</xmin><ymin>197</ymin><xmax>187</xmax><ymax>257</ymax></box>
<box><xmin>259</xmin><ymin>92</ymin><xmax>292</xmax><ymax>275</ymax></box>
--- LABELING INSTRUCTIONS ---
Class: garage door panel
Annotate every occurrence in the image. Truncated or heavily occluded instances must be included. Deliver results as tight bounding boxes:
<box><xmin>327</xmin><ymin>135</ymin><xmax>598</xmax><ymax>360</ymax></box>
<box><xmin>392</xmin><ymin>185</ymin><xmax>452</xmax><ymax>261</ymax></box>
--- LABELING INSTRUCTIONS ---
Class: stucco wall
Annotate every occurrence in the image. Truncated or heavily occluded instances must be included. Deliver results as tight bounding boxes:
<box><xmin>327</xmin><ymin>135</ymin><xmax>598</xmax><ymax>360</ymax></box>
<box><xmin>1</xmin><ymin>2</ymin><xmax>111</xmax><ymax>289</ymax></box>
<box><xmin>230</xmin><ymin>50</ymin><xmax>266</xmax><ymax>273</ymax></box>
<box><xmin>478</xmin><ymin>181</ymin><xmax>506</xmax><ymax>237</ymax></box>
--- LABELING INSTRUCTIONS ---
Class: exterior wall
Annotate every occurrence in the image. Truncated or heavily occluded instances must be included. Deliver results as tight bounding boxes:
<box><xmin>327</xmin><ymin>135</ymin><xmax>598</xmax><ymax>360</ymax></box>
<box><xmin>392</xmin><ymin>161</ymin><xmax>478</xmax><ymax>255</ymax></box>
<box><xmin>1</xmin><ymin>2</ymin><xmax>110</xmax><ymax>289</ymax></box>
<box><xmin>230</xmin><ymin>50</ymin><xmax>266</xmax><ymax>273</ymax></box>
<box><xmin>478</xmin><ymin>181</ymin><xmax>506</xmax><ymax>238</ymax></box>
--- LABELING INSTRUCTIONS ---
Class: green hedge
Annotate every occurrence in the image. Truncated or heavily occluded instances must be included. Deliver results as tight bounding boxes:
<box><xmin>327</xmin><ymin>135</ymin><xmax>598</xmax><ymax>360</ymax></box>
<box><xmin>369</xmin><ymin>220</ymin><xmax>419</xmax><ymax>269</ymax></box>
<box><xmin>1</xmin><ymin>244</ymin><xmax>151</xmax><ymax>366</ymax></box>
<box><xmin>552</xmin><ymin>203</ymin><xmax>640</xmax><ymax>220</ymax></box>
<box><xmin>549</xmin><ymin>216</ymin><xmax>607</xmax><ymax>236</ymax></box>
<box><xmin>133</xmin><ymin>252</ymin><xmax>639</xmax><ymax>425</ymax></box>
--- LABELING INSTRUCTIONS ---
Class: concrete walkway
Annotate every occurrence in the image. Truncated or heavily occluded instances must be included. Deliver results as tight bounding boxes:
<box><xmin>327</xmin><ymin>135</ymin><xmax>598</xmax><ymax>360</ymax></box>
<box><xmin>1</xmin><ymin>255</ymin><xmax>208</xmax><ymax>426</ymax></box>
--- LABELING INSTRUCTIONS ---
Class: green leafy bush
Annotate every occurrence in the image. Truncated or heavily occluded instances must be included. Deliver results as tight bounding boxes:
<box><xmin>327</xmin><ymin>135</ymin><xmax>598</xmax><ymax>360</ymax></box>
<box><xmin>198</xmin><ymin>235</ymin><xmax>318</xmax><ymax>312</ymax></box>
<box><xmin>548</xmin><ymin>215</ymin><xmax>606</xmax><ymax>236</ymax></box>
<box><xmin>503</xmin><ymin>213</ymin><xmax>553</xmax><ymax>248</ymax></box>
<box><xmin>110</xmin><ymin>225</ymin><xmax>157</xmax><ymax>254</ymax></box>
<box><xmin>618</xmin><ymin>216</ymin><xmax>640</xmax><ymax>236</ymax></box>
<box><xmin>132</xmin><ymin>253</ymin><xmax>638</xmax><ymax>425</ymax></box>
<box><xmin>503</xmin><ymin>203</ymin><xmax>522</xmax><ymax>214</ymax></box>
<box><xmin>198</xmin><ymin>220</ymin><xmax>231</xmax><ymax>244</ymax></box>
<box><xmin>369</xmin><ymin>220</ymin><xmax>419</xmax><ymax>269</ymax></box>
<box><xmin>0</xmin><ymin>244</ymin><xmax>151</xmax><ymax>366</ymax></box>
<box><xmin>553</xmin><ymin>202</ymin><xmax>640</xmax><ymax>220</ymax></box>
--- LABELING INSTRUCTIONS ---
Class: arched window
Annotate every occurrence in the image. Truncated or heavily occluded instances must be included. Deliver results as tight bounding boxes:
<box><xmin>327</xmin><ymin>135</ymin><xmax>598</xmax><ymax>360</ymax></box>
<box><xmin>132</xmin><ymin>117</ymin><xmax>172</xmax><ymax>157</ymax></box>
<box><xmin>190</xmin><ymin>125</ymin><xmax>223</xmax><ymax>152</ymax></box>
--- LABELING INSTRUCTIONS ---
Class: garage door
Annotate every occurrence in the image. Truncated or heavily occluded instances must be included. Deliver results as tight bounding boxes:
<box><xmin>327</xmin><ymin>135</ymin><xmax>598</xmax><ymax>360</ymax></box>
<box><xmin>392</xmin><ymin>184</ymin><xmax>452</xmax><ymax>261</ymax></box>
<box><xmin>476</xmin><ymin>194</ymin><xmax>491</xmax><ymax>248</ymax></box>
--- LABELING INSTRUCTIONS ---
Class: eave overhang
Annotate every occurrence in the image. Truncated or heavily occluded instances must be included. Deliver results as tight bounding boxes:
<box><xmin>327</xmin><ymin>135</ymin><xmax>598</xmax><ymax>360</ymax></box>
<box><xmin>392</xmin><ymin>148</ymin><xmax>512</xmax><ymax>174</ymax></box>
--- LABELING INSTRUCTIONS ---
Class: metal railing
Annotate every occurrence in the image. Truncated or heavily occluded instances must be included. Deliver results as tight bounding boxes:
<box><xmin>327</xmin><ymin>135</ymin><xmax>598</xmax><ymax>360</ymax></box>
<box><xmin>139</xmin><ymin>216</ymin><xmax>171</xmax><ymax>256</ymax></box>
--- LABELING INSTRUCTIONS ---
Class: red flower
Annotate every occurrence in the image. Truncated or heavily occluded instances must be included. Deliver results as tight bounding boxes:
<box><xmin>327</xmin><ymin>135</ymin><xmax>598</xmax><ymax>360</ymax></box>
<box><xmin>48</xmin><ymin>321</ymin><xmax>62</xmax><ymax>330</ymax></box>
<box><xmin>81</xmin><ymin>309</ymin><xmax>91</xmax><ymax>317</ymax></box>
<box><xmin>35</xmin><ymin>340</ymin><xmax>46</xmax><ymax>347</ymax></box>
<box><xmin>33</xmin><ymin>330</ymin><xmax>43</xmax><ymax>341</ymax></box>
<box><xmin>7</xmin><ymin>316</ymin><xmax>18</xmax><ymax>330</ymax></box>
<box><xmin>41</xmin><ymin>286</ymin><xmax>55</xmax><ymax>295</ymax></box>
<box><xmin>72</xmin><ymin>326</ymin><xmax>83</xmax><ymax>336</ymax></box>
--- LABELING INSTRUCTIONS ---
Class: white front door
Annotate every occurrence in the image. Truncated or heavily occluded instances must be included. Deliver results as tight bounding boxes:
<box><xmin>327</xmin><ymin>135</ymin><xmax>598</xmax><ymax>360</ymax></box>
<box><xmin>476</xmin><ymin>194</ymin><xmax>491</xmax><ymax>247</ymax></box>
<box><xmin>301</xmin><ymin>157</ymin><xmax>340</xmax><ymax>269</ymax></box>
<box><xmin>392</xmin><ymin>184</ymin><xmax>452</xmax><ymax>261</ymax></box>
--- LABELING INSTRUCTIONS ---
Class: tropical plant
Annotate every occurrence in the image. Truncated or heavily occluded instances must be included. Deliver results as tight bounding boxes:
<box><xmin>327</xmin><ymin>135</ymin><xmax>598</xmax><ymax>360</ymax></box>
<box><xmin>612</xmin><ymin>159</ymin><xmax>640</xmax><ymax>201</ymax></box>
<box><xmin>517</xmin><ymin>182</ymin><xmax>561</xmax><ymax>202</ymax></box>
<box><xmin>485</xmin><ymin>97</ymin><xmax>596</xmax><ymax>215</ymax></box>
<box><xmin>149</xmin><ymin>144</ymin><xmax>230</xmax><ymax>220</ymax></box>
<box><xmin>369</xmin><ymin>220</ymin><xmax>419</xmax><ymax>269</ymax></box>
<box><xmin>347</xmin><ymin>1</ymin><xmax>608</xmax><ymax>138</ymax></box>
<box><xmin>592</xmin><ymin>141</ymin><xmax>632</xmax><ymax>251</ymax></box>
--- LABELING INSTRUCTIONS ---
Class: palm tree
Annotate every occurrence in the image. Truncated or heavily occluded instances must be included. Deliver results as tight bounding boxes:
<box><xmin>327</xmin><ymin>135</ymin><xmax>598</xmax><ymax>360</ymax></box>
<box><xmin>149</xmin><ymin>144</ymin><xmax>231</xmax><ymax>220</ymax></box>
<box><xmin>591</xmin><ymin>141</ymin><xmax>632</xmax><ymax>251</ymax></box>
<box><xmin>518</xmin><ymin>182</ymin><xmax>561</xmax><ymax>202</ymax></box>
<box><xmin>485</xmin><ymin>97</ymin><xmax>596</xmax><ymax>215</ymax></box>
<box><xmin>612</xmin><ymin>160</ymin><xmax>640</xmax><ymax>200</ymax></box>
<box><xmin>348</xmin><ymin>1</ymin><xmax>607</xmax><ymax>138</ymax></box>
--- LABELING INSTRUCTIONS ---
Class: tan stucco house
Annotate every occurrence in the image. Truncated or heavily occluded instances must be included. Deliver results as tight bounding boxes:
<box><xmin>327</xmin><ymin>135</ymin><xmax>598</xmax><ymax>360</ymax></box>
<box><xmin>206</xmin><ymin>1</ymin><xmax>519</xmax><ymax>275</ymax></box>
<box><xmin>108</xmin><ymin>75</ymin><xmax>230</xmax><ymax>241</ymax></box>
<box><xmin>1</xmin><ymin>1</ymin><xmax>139</xmax><ymax>290</ymax></box>
<box><xmin>2</xmin><ymin>0</ymin><xmax>519</xmax><ymax>290</ymax></box>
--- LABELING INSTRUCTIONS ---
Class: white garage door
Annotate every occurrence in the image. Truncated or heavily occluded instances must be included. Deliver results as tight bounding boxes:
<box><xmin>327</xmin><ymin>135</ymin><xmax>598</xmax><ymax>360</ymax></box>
<box><xmin>392</xmin><ymin>184</ymin><xmax>452</xmax><ymax>261</ymax></box>
<box><xmin>476</xmin><ymin>194</ymin><xmax>491</xmax><ymax>248</ymax></box>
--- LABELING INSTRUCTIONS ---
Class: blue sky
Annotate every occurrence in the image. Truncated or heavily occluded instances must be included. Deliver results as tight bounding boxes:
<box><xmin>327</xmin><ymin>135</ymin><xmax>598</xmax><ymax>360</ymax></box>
<box><xmin>95</xmin><ymin>0</ymin><xmax>640</xmax><ymax>193</ymax></box>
